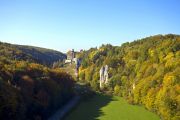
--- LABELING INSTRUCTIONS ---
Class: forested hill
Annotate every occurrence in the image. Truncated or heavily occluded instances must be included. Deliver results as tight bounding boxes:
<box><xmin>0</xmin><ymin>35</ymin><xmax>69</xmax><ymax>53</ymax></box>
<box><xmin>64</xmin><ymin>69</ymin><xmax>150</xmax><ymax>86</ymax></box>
<box><xmin>0</xmin><ymin>42</ymin><xmax>74</xmax><ymax>120</ymax></box>
<box><xmin>0</xmin><ymin>42</ymin><xmax>66</xmax><ymax>66</ymax></box>
<box><xmin>77</xmin><ymin>34</ymin><xmax>180</xmax><ymax>120</ymax></box>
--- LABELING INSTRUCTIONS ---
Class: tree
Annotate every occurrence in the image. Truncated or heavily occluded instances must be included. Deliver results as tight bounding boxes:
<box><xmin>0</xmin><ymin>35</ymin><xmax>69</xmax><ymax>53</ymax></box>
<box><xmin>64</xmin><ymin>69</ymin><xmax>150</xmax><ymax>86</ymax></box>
<box><xmin>114</xmin><ymin>85</ymin><xmax>121</xmax><ymax>96</ymax></box>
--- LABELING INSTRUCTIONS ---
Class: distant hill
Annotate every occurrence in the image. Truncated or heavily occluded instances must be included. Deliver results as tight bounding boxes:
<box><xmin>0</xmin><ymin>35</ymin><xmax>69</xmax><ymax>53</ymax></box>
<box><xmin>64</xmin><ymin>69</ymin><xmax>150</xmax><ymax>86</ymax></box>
<box><xmin>0</xmin><ymin>42</ymin><xmax>66</xmax><ymax>66</ymax></box>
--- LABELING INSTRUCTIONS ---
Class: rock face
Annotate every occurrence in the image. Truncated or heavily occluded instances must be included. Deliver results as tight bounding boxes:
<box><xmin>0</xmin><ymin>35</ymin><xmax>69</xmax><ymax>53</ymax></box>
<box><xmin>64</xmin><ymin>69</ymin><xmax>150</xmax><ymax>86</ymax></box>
<box><xmin>100</xmin><ymin>65</ymin><xmax>109</xmax><ymax>88</ymax></box>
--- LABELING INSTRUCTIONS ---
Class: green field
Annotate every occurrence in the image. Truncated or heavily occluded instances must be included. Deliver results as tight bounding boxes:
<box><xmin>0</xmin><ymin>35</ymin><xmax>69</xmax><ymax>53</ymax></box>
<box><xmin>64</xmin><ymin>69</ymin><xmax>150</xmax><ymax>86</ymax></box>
<box><xmin>64</xmin><ymin>94</ymin><xmax>160</xmax><ymax>120</ymax></box>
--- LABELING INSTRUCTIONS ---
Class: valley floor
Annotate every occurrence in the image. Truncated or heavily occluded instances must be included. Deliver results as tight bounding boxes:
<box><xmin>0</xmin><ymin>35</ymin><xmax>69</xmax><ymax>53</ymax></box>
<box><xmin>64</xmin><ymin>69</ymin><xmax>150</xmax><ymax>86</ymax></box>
<box><xmin>64</xmin><ymin>94</ymin><xmax>160</xmax><ymax>120</ymax></box>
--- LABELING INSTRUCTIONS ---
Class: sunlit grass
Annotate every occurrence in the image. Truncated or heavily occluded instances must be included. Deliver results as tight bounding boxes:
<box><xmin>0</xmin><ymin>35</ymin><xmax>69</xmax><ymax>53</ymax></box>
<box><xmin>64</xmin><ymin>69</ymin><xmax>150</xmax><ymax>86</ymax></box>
<box><xmin>65</xmin><ymin>94</ymin><xmax>160</xmax><ymax>120</ymax></box>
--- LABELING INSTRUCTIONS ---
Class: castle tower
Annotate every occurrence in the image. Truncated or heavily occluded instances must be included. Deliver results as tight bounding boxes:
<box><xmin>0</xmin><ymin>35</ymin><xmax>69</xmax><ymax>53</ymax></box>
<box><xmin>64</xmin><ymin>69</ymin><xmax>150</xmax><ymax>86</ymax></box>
<box><xmin>71</xmin><ymin>49</ymin><xmax>75</xmax><ymax>60</ymax></box>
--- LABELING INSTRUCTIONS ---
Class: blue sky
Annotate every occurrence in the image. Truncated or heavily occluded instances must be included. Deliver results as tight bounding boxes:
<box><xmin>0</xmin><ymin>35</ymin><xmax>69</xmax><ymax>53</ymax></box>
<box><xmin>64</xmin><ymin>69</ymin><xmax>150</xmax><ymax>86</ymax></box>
<box><xmin>0</xmin><ymin>0</ymin><xmax>180</xmax><ymax>52</ymax></box>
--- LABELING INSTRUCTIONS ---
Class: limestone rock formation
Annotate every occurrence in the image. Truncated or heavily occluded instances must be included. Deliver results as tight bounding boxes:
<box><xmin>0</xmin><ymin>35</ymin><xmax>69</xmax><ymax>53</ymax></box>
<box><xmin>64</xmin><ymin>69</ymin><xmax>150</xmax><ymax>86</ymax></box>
<box><xmin>100</xmin><ymin>65</ymin><xmax>109</xmax><ymax>88</ymax></box>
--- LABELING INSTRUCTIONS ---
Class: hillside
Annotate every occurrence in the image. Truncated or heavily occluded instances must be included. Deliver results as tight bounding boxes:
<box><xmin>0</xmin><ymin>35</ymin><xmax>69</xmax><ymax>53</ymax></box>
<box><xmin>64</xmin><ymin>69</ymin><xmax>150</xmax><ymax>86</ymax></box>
<box><xmin>0</xmin><ymin>42</ymin><xmax>74</xmax><ymax>120</ymax></box>
<box><xmin>77</xmin><ymin>34</ymin><xmax>180</xmax><ymax>120</ymax></box>
<box><xmin>0</xmin><ymin>42</ymin><xmax>66</xmax><ymax>66</ymax></box>
<box><xmin>0</xmin><ymin>59</ymin><xmax>75</xmax><ymax>120</ymax></box>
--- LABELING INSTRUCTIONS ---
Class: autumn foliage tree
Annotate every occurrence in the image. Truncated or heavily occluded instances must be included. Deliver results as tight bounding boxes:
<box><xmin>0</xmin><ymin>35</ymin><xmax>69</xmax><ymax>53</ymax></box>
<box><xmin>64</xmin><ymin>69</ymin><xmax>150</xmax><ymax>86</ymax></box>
<box><xmin>0</xmin><ymin>59</ymin><xmax>75</xmax><ymax>120</ymax></box>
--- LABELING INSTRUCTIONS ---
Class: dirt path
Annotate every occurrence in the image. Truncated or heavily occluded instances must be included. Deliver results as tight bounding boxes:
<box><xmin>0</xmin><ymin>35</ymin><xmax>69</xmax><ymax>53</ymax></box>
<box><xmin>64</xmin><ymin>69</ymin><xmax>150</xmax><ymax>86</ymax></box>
<box><xmin>48</xmin><ymin>96</ymin><xmax>80</xmax><ymax>120</ymax></box>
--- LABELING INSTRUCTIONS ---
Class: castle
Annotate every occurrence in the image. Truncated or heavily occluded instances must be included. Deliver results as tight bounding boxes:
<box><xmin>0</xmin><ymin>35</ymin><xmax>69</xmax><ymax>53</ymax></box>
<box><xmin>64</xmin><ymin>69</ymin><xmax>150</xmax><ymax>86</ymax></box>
<box><xmin>65</xmin><ymin>49</ymin><xmax>81</xmax><ymax>78</ymax></box>
<box><xmin>65</xmin><ymin>49</ymin><xmax>76</xmax><ymax>64</ymax></box>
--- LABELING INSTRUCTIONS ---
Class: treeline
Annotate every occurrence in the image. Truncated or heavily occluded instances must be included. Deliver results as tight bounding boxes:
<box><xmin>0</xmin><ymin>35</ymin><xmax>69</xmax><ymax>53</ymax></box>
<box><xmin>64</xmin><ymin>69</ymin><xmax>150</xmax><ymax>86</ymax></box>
<box><xmin>0</xmin><ymin>57</ymin><xmax>74</xmax><ymax>119</ymax></box>
<box><xmin>77</xmin><ymin>34</ymin><xmax>180</xmax><ymax>120</ymax></box>
<box><xmin>0</xmin><ymin>42</ymin><xmax>66</xmax><ymax>67</ymax></box>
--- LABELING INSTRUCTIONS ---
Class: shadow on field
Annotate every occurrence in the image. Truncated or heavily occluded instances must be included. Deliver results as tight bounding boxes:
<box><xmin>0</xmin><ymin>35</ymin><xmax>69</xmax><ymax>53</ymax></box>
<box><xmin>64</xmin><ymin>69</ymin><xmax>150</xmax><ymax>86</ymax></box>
<box><xmin>64</xmin><ymin>93</ymin><xmax>116</xmax><ymax>120</ymax></box>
